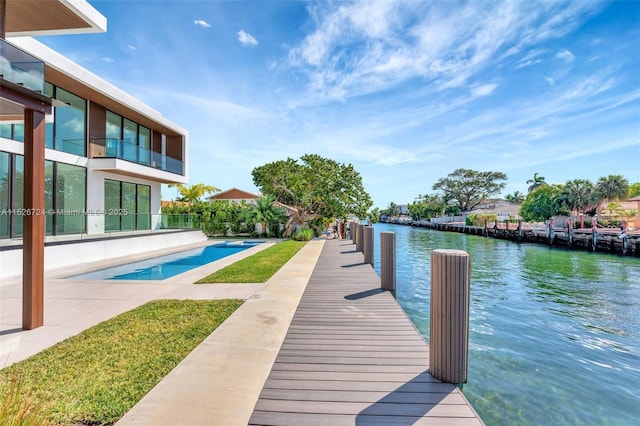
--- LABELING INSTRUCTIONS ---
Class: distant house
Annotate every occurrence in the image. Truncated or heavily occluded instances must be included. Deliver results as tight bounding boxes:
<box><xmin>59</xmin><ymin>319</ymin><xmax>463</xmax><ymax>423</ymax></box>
<box><xmin>206</xmin><ymin>188</ymin><xmax>259</xmax><ymax>205</ymax></box>
<box><xmin>468</xmin><ymin>198</ymin><xmax>522</xmax><ymax>219</ymax></box>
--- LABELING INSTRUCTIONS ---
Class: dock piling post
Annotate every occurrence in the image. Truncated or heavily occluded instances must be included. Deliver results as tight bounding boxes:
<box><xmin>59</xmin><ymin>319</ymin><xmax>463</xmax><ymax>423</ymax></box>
<box><xmin>363</xmin><ymin>226</ymin><xmax>374</xmax><ymax>265</ymax></box>
<box><xmin>381</xmin><ymin>232</ymin><xmax>396</xmax><ymax>293</ymax></box>
<box><xmin>356</xmin><ymin>224</ymin><xmax>365</xmax><ymax>253</ymax></box>
<box><xmin>430</xmin><ymin>249</ymin><xmax>470</xmax><ymax>385</ymax></box>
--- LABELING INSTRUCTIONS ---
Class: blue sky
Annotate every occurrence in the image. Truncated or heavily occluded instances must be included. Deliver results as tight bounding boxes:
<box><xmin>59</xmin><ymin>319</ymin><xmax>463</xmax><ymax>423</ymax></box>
<box><xmin>37</xmin><ymin>0</ymin><xmax>639</xmax><ymax>208</ymax></box>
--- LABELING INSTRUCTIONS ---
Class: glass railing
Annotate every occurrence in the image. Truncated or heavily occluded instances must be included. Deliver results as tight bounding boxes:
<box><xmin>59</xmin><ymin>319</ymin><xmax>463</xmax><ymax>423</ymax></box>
<box><xmin>0</xmin><ymin>39</ymin><xmax>45</xmax><ymax>94</ymax></box>
<box><xmin>0</xmin><ymin>213</ymin><xmax>199</xmax><ymax>244</ymax></box>
<box><xmin>90</xmin><ymin>138</ymin><xmax>184</xmax><ymax>175</ymax></box>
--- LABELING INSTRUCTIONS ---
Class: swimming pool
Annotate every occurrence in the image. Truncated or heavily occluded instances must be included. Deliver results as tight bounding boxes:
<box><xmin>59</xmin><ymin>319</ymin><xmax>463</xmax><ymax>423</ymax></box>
<box><xmin>69</xmin><ymin>241</ymin><xmax>263</xmax><ymax>281</ymax></box>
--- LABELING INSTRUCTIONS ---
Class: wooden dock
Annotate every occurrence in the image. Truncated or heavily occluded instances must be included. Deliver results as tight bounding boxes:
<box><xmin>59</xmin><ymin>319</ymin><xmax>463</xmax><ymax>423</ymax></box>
<box><xmin>249</xmin><ymin>239</ymin><xmax>483</xmax><ymax>425</ymax></box>
<box><xmin>386</xmin><ymin>219</ymin><xmax>640</xmax><ymax>256</ymax></box>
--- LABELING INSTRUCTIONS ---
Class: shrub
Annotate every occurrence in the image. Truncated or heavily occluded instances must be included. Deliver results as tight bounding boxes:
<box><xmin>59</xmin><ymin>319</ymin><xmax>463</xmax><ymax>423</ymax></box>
<box><xmin>291</xmin><ymin>228</ymin><xmax>314</xmax><ymax>241</ymax></box>
<box><xmin>467</xmin><ymin>213</ymin><xmax>497</xmax><ymax>227</ymax></box>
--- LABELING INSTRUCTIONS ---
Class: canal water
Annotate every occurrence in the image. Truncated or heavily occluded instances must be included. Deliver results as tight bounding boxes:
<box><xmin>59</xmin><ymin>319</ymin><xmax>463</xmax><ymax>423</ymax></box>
<box><xmin>371</xmin><ymin>223</ymin><xmax>640</xmax><ymax>426</ymax></box>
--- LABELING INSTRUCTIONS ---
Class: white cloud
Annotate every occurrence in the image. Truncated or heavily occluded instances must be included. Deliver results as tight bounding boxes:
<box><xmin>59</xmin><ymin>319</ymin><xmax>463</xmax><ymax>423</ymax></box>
<box><xmin>237</xmin><ymin>30</ymin><xmax>258</xmax><ymax>47</ymax></box>
<box><xmin>471</xmin><ymin>83</ymin><xmax>498</xmax><ymax>97</ymax></box>
<box><xmin>194</xmin><ymin>19</ymin><xmax>211</xmax><ymax>28</ymax></box>
<box><xmin>515</xmin><ymin>48</ymin><xmax>547</xmax><ymax>69</ymax></box>
<box><xmin>102</xmin><ymin>57</ymin><xmax>114</xmax><ymax>63</ymax></box>
<box><xmin>556</xmin><ymin>49</ymin><xmax>575</xmax><ymax>62</ymax></box>
<box><xmin>545</xmin><ymin>77</ymin><xmax>555</xmax><ymax>86</ymax></box>
<box><xmin>285</xmin><ymin>1</ymin><xmax>602</xmax><ymax>103</ymax></box>
<box><xmin>128</xmin><ymin>45</ymin><xmax>137</xmax><ymax>51</ymax></box>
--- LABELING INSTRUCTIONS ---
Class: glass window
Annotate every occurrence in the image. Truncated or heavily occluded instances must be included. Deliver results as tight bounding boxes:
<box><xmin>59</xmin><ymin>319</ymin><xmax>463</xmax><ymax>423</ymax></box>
<box><xmin>123</xmin><ymin>119</ymin><xmax>137</xmax><ymax>162</ymax></box>
<box><xmin>136</xmin><ymin>185</ymin><xmax>150</xmax><ymax>230</ymax></box>
<box><xmin>106</xmin><ymin>111</ymin><xmax>121</xmax><ymax>139</ymax></box>
<box><xmin>13</xmin><ymin>124</ymin><xmax>24</xmax><ymax>142</ymax></box>
<box><xmin>105</xmin><ymin>111</ymin><xmax>121</xmax><ymax>158</ymax></box>
<box><xmin>12</xmin><ymin>155</ymin><xmax>24</xmax><ymax>237</ymax></box>
<box><xmin>54</xmin><ymin>88</ymin><xmax>86</xmax><ymax>156</ymax></box>
<box><xmin>44</xmin><ymin>161</ymin><xmax>54</xmax><ymax>235</ymax></box>
<box><xmin>0</xmin><ymin>124</ymin><xmax>12</xmax><ymax>140</ymax></box>
<box><xmin>44</xmin><ymin>82</ymin><xmax>54</xmax><ymax>98</ymax></box>
<box><xmin>45</xmin><ymin>122</ymin><xmax>54</xmax><ymax>149</ymax></box>
<box><xmin>0</xmin><ymin>152</ymin><xmax>9</xmax><ymax>238</ymax></box>
<box><xmin>123</xmin><ymin>119</ymin><xmax>137</xmax><ymax>144</ymax></box>
<box><xmin>139</xmin><ymin>126</ymin><xmax>151</xmax><ymax>166</ymax></box>
<box><xmin>104</xmin><ymin>179</ymin><xmax>121</xmax><ymax>232</ymax></box>
<box><xmin>121</xmin><ymin>182</ymin><xmax>136</xmax><ymax>231</ymax></box>
<box><xmin>55</xmin><ymin>163</ymin><xmax>86</xmax><ymax>234</ymax></box>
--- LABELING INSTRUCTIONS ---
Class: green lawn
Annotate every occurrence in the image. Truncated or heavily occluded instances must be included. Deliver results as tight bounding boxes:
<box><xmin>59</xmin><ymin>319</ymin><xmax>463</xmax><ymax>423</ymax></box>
<box><xmin>0</xmin><ymin>299</ymin><xmax>242</xmax><ymax>426</ymax></box>
<box><xmin>196</xmin><ymin>240</ymin><xmax>307</xmax><ymax>283</ymax></box>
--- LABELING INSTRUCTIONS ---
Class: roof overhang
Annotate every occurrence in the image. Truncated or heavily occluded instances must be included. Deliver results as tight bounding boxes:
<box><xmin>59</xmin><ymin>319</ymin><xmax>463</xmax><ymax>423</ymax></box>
<box><xmin>5</xmin><ymin>0</ymin><xmax>107</xmax><ymax>37</ymax></box>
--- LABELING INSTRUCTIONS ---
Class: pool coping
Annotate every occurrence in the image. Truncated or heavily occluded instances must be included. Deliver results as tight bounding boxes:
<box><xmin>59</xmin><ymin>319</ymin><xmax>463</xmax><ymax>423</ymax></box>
<box><xmin>62</xmin><ymin>239</ymin><xmax>276</xmax><ymax>283</ymax></box>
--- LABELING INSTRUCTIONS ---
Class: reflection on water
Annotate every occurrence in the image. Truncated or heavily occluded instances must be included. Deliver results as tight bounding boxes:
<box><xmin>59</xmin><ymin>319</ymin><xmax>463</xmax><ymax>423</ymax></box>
<box><xmin>373</xmin><ymin>223</ymin><xmax>640</xmax><ymax>426</ymax></box>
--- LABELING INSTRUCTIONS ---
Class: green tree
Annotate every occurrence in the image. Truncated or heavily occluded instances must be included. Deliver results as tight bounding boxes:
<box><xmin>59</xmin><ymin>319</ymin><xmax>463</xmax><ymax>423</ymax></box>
<box><xmin>526</xmin><ymin>172</ymin><xmax>548</xmax><ymax>193</ymax></box>
<box><xmin>168</xmin><ymin>183</ymin><xmax>220</xmax><ymax>203</ymax></box>
<box><xmin>432</xmin><ymin>168</ymin><xmax>507</xmax><ymax>212</ymax></box>
<box><xmin>628</xmin><ymin>182</ymin><xmax>640</xmax><ymax>198</ymax></box>
<box><xmin>407</xmin><ymin>194</ymin><xmax>445</xmax><ymax>220</ymax></box>
<box><xmin>596</xmin><ymin>175</ymin><xmax>629</xmax><ymax>203</ymax></box>
<box><xmin>251</xmin><ymin>154</ymin><xmax>372</xmax><ymax>236</ymax></box>
<box><xmin>241</xmin><ymin>194</ymin><xmax>287</xmax><ymax>237</ymax></box>
<box><xmin>505</xmin><ymin>191</ymin><xmax>525</xmax><ymax>203</ymax></box>
<box><xmin>559</xmin><ymin>179</ymin><xmax>598</xmax><ymax>215</ymax></box>
<box><xmin>383</xmin><ymin>202</ymin><xmax>399</xmax><ymax>217</ymax></box>
<box><xmin>368</xmin><ymin>207</ymin><xmax>381</xmax><ymax>223</ymax></box>
<box><xmin>520</xmin><ymin>185</ymin><xmax>567</xmax><ymax>222</ymax></box>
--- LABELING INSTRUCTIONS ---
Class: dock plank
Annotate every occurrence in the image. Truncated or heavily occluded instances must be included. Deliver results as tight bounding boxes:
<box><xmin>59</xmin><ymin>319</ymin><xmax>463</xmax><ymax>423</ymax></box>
<box><xmin>249</xmin><ymin>239</ymin><xmax>483</xmax><ymax>425</ymax></box>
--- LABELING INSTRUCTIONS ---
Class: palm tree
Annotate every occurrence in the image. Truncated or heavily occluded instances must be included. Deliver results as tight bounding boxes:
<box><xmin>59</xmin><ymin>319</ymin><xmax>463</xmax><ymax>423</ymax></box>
<box><xmin>505</xmin><ymin>191</ymin><xmax>525</xmax><ymax>203</ymax></box>
<box><xmin>168</xmin><ymin>183</ymin><xmax>220</xmax><ymax>204</ymax></box>
<box><xmin>386</xmin><ymin>202</ymin><xmax>399</xmax><ymax>217</ymax></box>
<box><xmin>560</xmin><ymin>179</ymin><xmax>598</xmax><ymax>215</ymax></box>
<box><xmin>526</xmin><ymin>173</ymin><xmax>548</xmax><ymax>193</ymax></box>
<box><xmin>595</xmin><ymin>175</ymin><xmax>629</xmax><ymax>220</ymax></box>
<box><xmin>242</xmin><ymin>194</ymin><xmax>287</xmax><ymax>236</ymax></box>
<box><xmin>596</xmin><ymin>175</ymin><xmax>629</xmax><ymax>203</ymax></box>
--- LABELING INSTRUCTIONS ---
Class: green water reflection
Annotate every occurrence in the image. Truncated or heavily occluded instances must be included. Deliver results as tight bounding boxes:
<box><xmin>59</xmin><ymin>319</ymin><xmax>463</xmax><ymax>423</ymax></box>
<box><xmin>373</xmin><ymin>223</ymin><xmax>640</xmax><ymax>426</ymax></box>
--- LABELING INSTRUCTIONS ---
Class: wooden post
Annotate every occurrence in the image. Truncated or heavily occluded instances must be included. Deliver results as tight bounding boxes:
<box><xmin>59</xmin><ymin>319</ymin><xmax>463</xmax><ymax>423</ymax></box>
<box><xmin>568</xmin><ymin>219</ymin><xmax>573</xmax><ymax>246</ymax></box>
<box><xmin>621</xmin><ymin>220</ymin><xmax>627</xmax><ymax>256</ymax></box>
<box><xmin>23</xmin><ymin>109</ymin><xmax>46</xmax><ymax>330</ymax></box>
<box><xmin>430</xmin><ymin>249</ymin><xmax>470</xmax><ymax>384</ymax></box>
<box><xmin>380</xmin><ymin>232</ymin><xmax>396</xmax><ymax>293</ymax></box>
<box><xmin>357</xmin><ymin>224</ymin><xmax>365</xmax><ymax>253</ymax></box>
<box><xmin>517</xmin><ymin>219</ymin><xmax>522</xmax><ymax>239</ymax></box>
<box><xmin>363</xmin><ymin>225</ymin><xmax>374</xmax><ymax>265</ymax></box>
<box><xmin>0</xmin><ymin>0</ymin><xmax>6</xmax><ymax>38</ymax></box>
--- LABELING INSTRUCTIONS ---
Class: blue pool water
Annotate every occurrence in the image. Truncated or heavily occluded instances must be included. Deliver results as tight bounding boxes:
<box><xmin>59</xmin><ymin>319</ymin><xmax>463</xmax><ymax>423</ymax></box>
<box><xmin>69</xmin><ymin>241</ymin><xmax>263</xmax><ymax>281</ymax></box>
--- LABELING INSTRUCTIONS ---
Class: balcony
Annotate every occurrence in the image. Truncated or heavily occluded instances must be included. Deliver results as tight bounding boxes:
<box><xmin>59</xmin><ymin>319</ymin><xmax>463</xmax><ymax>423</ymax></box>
<box><xmin>90</xmin><ymin>138</ymin><xmax>184</xmax><ymax>176</ymax></box>
<box><xmin>0</xmin><ymin>38</ymin><xmax>45</xmax><ymax>95</ymax></box>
